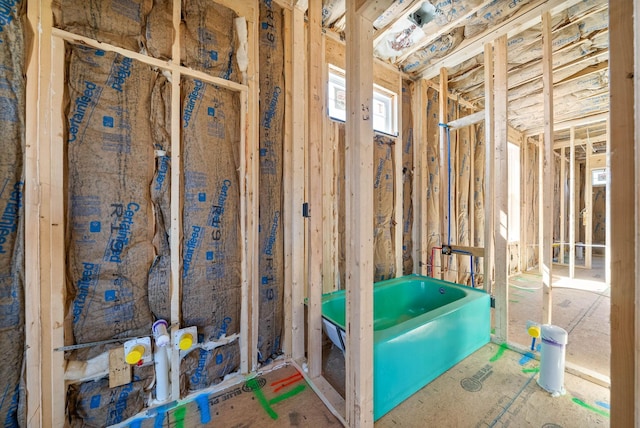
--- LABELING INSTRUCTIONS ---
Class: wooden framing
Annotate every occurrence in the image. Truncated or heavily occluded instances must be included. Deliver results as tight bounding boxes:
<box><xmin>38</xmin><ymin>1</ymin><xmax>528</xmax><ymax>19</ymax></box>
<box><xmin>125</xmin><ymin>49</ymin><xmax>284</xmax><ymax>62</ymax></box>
<box><xmin>483</xmin><ymin>42</ymin><xmax>494</xmax><ymax>295</ymax></box>
<box><xmin>345</xmin><ymin>3</ymin><xmax>375</xmax><ymax>425</ymax></box>
<box><xmin>394</xmin><ymin>74</ymin><xmax>404</xmax><ymax>276</ymax></box>
<box><xmin>559</xmin><ymin>147</ymin><xmax>566</xmax><ymax>265</ymax></box>
<box><xmin>169</xmin><ymin>0</ymin><xmax>183</xmax><ymax>396</ymax></box>
<box><xmin>635</xmin><ymin>2</ymin><xmax>640</xmax><ymax>422</ymax></box>
<box><xmin>584</xmin><ymin>135</ymin><xmax>593</xmax><ymax>269</ymax></box>
<box><xmin>306</xmin><ymin>0</ymin><xmax>324</xmax><ymax>380</ymax></box>
<box><xmin>541</xmin><ymin>11</ymin><xmax>554</xmax><ymax>325</ymax></box>
<box><xmin>569</xmin><ymin>127</ymin><xmax>576</xmax><ymax>278</ymax></box>
<box><xmin>438</xmin><ymin>67</ymin><xmax>449</xmax><ymax>280</ymax></box>
<box><xmin>283</xmin><ymin>4</ymin><xmax>306</xmax><ymax>361</ymax></box>
<box><xmin>493</xmin><ymin>35</ymin><xmax>508</xmax><ymax>344</ymax></box>
<box><xmin>520</xmin><ymin>139</ymin><xmax>528</xmax><ymax>272</ymax></box>
<box><xmin>26</xmin><ymin>1</ymin><xmax>257</xmax><ymax>424</ymax></box>
<box><xmin>25</xmin><ymin>1</ymin><xmax>43</xmax><ymax>425</ymax></box>
<box><xmin>609</xmin><ymin>0</ymin><xmax>637</xmax><ymax>425</ymax></box>
<box><xmin>413</xmin><ymin>80</ymin><xmax>429</xmax><ymax>275</ymax></box>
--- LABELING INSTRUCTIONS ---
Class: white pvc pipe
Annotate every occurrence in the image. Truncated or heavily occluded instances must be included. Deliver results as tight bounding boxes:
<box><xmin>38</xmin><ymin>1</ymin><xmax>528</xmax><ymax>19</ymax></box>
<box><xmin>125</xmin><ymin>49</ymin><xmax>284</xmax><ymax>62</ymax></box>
<box><xmin>152</xmin><ymin>320</ymin><xmax>171</xmax><ymax>402</ymax></box>
<box><xmin>154</xmin><ymin>343</ymin><xmax>170</xmax><ymax>402</ymax></box>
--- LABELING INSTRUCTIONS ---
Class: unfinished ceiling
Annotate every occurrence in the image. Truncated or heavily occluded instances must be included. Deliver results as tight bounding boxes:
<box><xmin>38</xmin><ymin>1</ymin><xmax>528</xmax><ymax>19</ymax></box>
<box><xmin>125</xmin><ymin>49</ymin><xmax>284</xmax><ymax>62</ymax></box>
<box><xmin>321</xmin><ymin>0</ymin><xmax>609</xmax><ymax>139</ymax></box>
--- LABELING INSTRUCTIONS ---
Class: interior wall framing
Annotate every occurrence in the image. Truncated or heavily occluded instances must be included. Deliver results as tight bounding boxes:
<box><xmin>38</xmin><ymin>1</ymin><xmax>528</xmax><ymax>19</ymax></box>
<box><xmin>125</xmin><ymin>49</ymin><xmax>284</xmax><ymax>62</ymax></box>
<box><xmin>24</xmin><ymin>1</ymin><xmax>260</xmax><ymax>425</ymax></box>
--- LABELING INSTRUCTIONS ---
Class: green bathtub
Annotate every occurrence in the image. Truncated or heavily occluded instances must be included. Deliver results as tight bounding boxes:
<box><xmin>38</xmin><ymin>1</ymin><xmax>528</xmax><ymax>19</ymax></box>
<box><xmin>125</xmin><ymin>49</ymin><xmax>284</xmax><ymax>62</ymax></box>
<box><xmin>321</xmin><ymin>274</ymin><xmax>491</xmax><ymax>420</ymax></box>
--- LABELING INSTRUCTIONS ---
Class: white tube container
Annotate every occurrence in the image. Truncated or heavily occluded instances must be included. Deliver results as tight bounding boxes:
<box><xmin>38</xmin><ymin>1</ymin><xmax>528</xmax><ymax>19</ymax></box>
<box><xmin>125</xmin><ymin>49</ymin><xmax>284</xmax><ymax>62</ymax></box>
<box><xmin>537</xmin><ymin>324</ymin><xmax>568</xmax><ymax>397</ymax></box>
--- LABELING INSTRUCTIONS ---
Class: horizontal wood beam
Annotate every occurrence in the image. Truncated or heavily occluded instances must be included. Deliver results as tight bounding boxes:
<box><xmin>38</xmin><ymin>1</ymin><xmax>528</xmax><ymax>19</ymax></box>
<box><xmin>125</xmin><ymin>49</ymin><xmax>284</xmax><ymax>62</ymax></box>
<box><xmin>356</xmin><ymin>0</ymin><xmax>396</xmax><ymax>22</ymax></box>
<box><xmin>419</xmin><ymin>0</ymin><xmax>583</xmax><ymax>80</ymax></box>
<box><xmin>525</xmin><ymin>112</ymin><xmax>608</xmax><ymax>136</ymax></box>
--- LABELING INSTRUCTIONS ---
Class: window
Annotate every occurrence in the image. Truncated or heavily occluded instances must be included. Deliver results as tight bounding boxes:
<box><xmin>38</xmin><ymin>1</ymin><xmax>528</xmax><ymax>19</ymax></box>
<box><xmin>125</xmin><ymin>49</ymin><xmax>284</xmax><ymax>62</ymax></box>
<box><xmin>327</xmin><ymin>66</ymin><xmax>397</xmax><ymax>136</ymax></box>
<box><xmin>507</xmin><ymin>142</ymin><xmax>520</xmax><ymax>242</ymax></box>
<box><xmin>591</xmin><ymin>168</ymin><xmax>607</xmax><ymax>186</ymax></box>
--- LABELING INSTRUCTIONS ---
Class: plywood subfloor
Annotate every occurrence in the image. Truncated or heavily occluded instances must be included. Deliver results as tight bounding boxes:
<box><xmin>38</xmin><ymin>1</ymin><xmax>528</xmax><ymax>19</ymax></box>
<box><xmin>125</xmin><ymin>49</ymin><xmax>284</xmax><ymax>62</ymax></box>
<box><xmin>123</xmin><ymin>363</ymin><xmax>342</xmax><ymax>427</ymax></box>
<box><xmin>508</xmin><ymin>256</ymin><xmax>610</xmax><ymax>377</ymax></box>
<box><xmin>323</xmin><ymin>342</ymin><xmax>609</xmax><ymax>427</ymax></box>
<box><xmin>375</xmin><ymin>343</ymin><xmax>609</xmax><ymax>427</ymax></box>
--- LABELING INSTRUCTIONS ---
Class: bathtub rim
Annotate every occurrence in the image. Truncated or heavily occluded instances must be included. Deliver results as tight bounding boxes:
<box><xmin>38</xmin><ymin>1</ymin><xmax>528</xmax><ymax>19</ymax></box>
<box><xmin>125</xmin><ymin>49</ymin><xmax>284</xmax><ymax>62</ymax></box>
<box><xmin>320</xmin><ymin>274</ymin><xmax>490</xmax><ymax>343</ymax></box>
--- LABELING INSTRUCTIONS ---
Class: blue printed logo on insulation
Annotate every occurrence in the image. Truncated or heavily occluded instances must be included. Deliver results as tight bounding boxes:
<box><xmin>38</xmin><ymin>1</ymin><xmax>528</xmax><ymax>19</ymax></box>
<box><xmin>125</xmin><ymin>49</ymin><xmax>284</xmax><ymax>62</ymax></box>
<box><xmin>264</xmin><ymin>211</ymin><xmax>280</xmax><ymax>256</ymax></box>
<box><xmin>0</xmin><ymin>181</ymin><xmax>23</xmax><ymax>254</ymax></box>
<box><xmin>183</xmin><ymin>80</ymin><xmax>205</xmax><ymax>128</ymax></box>
<box><xmin>90</xmin><ymin>395</ymin><xmax>101</xmax><ymax>409</ymax></box>
<box><xmin>108</xmin><ymin>56</ymin><xmax>133</xmax><ymax>92</ymax></box>
<box><xmin>208</xmin><ymin>180</ymin><xmax>231</xmax><ymax>230</ymax></box>
<box><xmin>103</xmin><ymin>116</ymin><xmax>114</xmax><ymax>128</ymax></box>
<box><xmin>103</xmin><ymin>203</ymin><xmax>140</xmax><ymax>263</ymax></box>
<box><xmin>72</xmin><ymin>262</ymin><xmax>101</xmax><ymax>324</ymax></box>
<box><xmin>154</xmin><ymin>156</ymin><xmax>169</xmax><ymax>191</ymax></box>
<box><xmin>0</xmin><ymin>0</ymin><xmax>18</xmax><ymax>32</ymax></box>
<box><xmin>209</xmin><ymin>51</ymin><xmax>218</xmax><ymax>61</ymax></box>
<box><xmin>183</xmin><ymin>225</ymin><xmax>203</xmax><ymax>278</ymax></box>
<box><xmin>262</xmin><ymin>87</ymin><xmax>281</xmax><ymax>130</ymax></box>
<box><xmin>190</xmin><ymin>349</ymin><xmax>210</xmax><ymax>386</ymax></box>
<box><xmin>68</xmin><ymin>81</ymin><xmax>102</xmax><ymax>143</ymax></box>
<box><xmin>105</xmin><ymin>382</ymin><xmax>134</xmax><ymax>425</ymax></box>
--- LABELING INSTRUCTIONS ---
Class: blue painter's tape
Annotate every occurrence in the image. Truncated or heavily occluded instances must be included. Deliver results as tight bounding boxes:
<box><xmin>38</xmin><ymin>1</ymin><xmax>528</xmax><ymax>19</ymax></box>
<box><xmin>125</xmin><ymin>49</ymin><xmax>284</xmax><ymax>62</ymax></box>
<box><xmin>195</xmin><ymin>394</ymin><xmax>211</xmax><ymax>424</ymax></box>
<box><xmin>596</xmin><ymin>401</ymin><xmax>610</xmax><ymax>410</ymax></box>
<box><xmin>153</xmin><ymin>410</ymin><xmax>166</xmax><ymax>428</ymax></box>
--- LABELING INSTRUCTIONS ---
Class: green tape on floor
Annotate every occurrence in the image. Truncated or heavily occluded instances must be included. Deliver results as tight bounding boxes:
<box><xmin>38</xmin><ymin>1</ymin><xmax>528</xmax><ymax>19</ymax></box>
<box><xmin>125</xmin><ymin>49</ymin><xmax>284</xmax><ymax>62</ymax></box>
<box><xmin>572</xmin><ymin>397</ymin><xmax>610</xmax><ymax>418</ymax></box>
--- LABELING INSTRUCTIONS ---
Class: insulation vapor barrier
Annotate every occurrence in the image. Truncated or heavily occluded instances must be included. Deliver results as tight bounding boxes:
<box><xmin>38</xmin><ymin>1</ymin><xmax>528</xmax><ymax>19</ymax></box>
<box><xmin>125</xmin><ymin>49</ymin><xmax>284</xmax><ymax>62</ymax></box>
<box><xmin>373</xmin><ymin>136</ymin><xmax>396</xmax><ymax>282</ymax></box>
<box><xmin>401</xmin><ymin>81</ymin><xmax>414</xmax><ymax>274</ymax></box>
<box><xmin>0</xmin><ymin>1</ymin><xmax>26</xmax><ymax>426</ymax></box>
<box><xmin>180</xmin><ymin>77</ymin><xmax>241</xmax><ymax>389</ymax></box>
<box><xmin>257</xmin><ymin>0</ymin><xmax>285</xmax><ymax>363</ymax></box>
<box><xmin>65</xmin><ymin>44</ymin><xmax>159</xmax><ymax>424</ymax></box>
<box><xmin>61</xmin><ymin>0</ymin><xmax>245</xmax><ymax>424</ymax></box>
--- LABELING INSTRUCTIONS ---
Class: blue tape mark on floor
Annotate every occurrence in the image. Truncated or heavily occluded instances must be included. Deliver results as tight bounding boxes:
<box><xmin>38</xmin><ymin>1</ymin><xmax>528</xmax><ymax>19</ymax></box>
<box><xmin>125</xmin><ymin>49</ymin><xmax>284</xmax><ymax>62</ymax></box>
<box><xmin>595</xmin><ymin>401</ymin><xmax>610</xmax><ymax>410</ymax></box>
<box><xmin>154</xmin><ymin>411</ymin><xmax>166</xmax><ymax>428</ymax></box>
<box><xmin>519</xmin><ymin>352</ymin><xmax>535</xmax><ymax>365</ymax></box>
<box><xmin>196</xmin><ymin>394</ymin><xmax>211</xmax><ymax>424</ymax></box>
<box><xmin>129</xmin><ymin>419</ymin><xmax>142</xmax><ymax>428</ymax></box>
<box><xmin>536</xmin><ymin>343</ymin><xmax>541</xmax><ymax>352</ymax></box>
